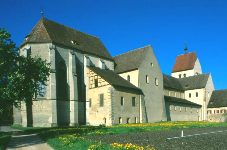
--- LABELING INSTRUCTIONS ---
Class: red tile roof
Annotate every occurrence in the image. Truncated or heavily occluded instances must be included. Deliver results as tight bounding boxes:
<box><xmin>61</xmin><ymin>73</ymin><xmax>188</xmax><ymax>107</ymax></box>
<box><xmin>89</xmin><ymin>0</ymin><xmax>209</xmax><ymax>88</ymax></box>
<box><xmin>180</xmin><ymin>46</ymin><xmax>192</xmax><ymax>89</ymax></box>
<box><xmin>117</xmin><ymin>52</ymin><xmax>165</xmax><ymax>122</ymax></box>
<box><xmin>172</xmin><ymin>52</ymin><xmax>197</xmax><ymax>73</ymax></box>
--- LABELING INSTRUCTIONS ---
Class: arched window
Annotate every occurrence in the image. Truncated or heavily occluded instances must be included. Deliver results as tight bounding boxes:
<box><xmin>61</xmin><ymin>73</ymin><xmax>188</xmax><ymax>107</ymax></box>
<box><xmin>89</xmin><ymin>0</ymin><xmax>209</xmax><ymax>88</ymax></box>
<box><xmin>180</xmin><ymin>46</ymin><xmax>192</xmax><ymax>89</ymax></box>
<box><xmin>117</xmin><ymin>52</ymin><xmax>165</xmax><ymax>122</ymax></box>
<box><xmin>196</xmin><ymin>92</ymin><xmax>198</xmax><ymax>97</ymax></box>
<box><xmin>155</xmin><ymin>78</ymin><xmax>159</xmax><ymax>86</ymax></box>
<box><xmin>127</xmin><ymin>75</ymin><xmax>130</xmax><ymax>82</ymax></box>
<box><xmin>126</xmin><ymin>118</ymin><xmax>130</xmax><ymax>124</ymax></box>
<box><xmin>103</xmin><ymin>118</ymin><xmax>106</xmax><ymax>124</ymax></box>
<box><xmin>135</xmin><ymin>117</ymin><xmax>137</xmax><ymax>123</ymax></box>
<box><xmin>119</xmin><ymin>117</ymin><xmax>122</xmax><ymax>124</ymax></box>
<box><xmin>179</xmin><ymin>74</ymin><xmax>182</xmax><ymax>78</ymax></box>
<box><xmin>146</xmin><ymin>75</ymin><xmax>149</xmax><ymax>83</ymax></box>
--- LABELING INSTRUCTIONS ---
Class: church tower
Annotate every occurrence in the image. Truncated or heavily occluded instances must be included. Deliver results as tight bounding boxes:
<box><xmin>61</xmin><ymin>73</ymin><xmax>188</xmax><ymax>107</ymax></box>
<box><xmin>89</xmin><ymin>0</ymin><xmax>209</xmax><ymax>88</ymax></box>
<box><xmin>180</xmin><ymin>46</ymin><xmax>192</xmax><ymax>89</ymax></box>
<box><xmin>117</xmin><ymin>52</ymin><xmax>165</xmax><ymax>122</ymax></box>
<box><xmin>171</xmin><ymin>50</ymin><xmax>202</xmax><ymax>78</ymax></box>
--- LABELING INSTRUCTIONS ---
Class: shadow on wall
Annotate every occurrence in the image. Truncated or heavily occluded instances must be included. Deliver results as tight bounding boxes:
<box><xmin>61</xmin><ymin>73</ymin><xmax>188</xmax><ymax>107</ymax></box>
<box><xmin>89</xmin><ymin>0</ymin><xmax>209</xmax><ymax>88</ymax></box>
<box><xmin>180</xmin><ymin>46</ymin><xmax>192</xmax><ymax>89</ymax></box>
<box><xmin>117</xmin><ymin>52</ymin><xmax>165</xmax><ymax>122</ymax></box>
<box><xmin>165</xmin><ymin>102</ymin><xmax>171</xmax><ymax>121</ymax></box>
<box><xmin>55</xmin><ymin>50</ymin><xmax>70</xmax><ymax>126</ymax></box>
<box><xmin>75</xmin><ymin>54</ymin><xmax>86</xmax><ymax>125</ymax></box>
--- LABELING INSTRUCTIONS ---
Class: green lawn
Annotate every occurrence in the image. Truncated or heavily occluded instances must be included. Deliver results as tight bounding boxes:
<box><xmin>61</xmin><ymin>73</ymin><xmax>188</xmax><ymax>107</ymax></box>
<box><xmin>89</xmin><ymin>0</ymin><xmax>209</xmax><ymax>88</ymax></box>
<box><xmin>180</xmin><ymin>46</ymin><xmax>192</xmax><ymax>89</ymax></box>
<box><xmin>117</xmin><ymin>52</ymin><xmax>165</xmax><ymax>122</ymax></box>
<box><xmin>11</xmin><ymin>122</ymin><xmax>227</xmax><ymax>150</ymax></box>
<box><xmin>0</xmin><ymin>132</ymin><xmax>11</xmax><ymax>150</ymax></box>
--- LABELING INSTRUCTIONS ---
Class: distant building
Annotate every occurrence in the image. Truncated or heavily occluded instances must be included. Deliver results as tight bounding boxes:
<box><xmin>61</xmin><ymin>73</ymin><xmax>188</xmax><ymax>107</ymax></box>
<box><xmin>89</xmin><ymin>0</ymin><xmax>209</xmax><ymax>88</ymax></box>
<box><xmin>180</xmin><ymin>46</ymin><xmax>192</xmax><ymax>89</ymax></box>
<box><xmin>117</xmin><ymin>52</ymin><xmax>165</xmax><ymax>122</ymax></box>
<box><xmin>13</xmin><ymin>17</ymin><xmax>226</xmax><ymax>127</ymax></box>
<box><xmin>207</xmin><ymin>90</ymin><xmax>227</xmax><ymax>122</ymax></box>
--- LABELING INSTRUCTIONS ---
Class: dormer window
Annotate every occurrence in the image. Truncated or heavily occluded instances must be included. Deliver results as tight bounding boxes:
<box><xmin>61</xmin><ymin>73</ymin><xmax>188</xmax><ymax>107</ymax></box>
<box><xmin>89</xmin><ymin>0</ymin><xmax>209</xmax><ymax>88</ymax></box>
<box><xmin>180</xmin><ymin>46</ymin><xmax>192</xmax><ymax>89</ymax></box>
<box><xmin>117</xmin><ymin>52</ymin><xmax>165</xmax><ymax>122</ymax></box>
<box><xmin>24</xmin><ymin>35</ymin><xmax>29</xmax><ymax>41</ymax></box>
<box><xmin>71</xmin><ymin>40</ymin><xmax>79</xmax><ymax>45</ymax></box>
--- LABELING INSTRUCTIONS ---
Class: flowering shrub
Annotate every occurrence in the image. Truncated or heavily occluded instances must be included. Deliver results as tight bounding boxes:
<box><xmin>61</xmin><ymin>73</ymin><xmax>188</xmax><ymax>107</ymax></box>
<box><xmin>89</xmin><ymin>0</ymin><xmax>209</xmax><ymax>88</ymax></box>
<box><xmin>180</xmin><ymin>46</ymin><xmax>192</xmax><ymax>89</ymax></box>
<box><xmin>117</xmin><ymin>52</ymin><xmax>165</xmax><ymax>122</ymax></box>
<box><xmin>111</xmin><ymin>143</ymin><xmax>155</xmax><ymax>150</ymax></box>
<box><xmin>58</xmin><ymin>134</ymin><xmax>84</xmax><ymax>147</ymax></box>
<box><xmin>88</xmin><ymin>142</ymin><xmax>106</xmax><ymax>150</ymax></box>
<box><xmin>115</xmin><ymin>121</ymin><xmax>211</xmax><ymax>128</ymax></box>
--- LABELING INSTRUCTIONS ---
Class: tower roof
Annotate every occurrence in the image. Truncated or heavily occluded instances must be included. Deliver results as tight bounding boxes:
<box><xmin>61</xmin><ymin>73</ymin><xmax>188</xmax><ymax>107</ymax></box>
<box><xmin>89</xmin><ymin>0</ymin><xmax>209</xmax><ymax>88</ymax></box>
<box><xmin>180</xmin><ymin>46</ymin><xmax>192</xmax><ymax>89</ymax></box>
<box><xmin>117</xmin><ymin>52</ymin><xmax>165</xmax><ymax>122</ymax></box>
<box><xmin>172</xmin><ymin>52</ymin><xmax>197</xmax><ymax>73</ymax></box>
<box><xmin>20</xmin><ymin>18</ymin><xmax>113</xmax><ymax>60</ymax></box>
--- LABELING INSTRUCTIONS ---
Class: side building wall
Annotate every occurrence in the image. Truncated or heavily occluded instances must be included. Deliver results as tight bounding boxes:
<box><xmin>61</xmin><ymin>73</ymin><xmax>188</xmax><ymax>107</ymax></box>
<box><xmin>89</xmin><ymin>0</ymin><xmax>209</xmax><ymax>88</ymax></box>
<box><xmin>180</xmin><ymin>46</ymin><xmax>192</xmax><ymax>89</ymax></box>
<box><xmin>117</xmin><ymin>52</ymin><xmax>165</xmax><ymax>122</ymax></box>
<box><xmin>112</xmin><ymin>89</ymin><xmax>140</xmax><ymax>124</ymax></box>
<box><xmin>165</xmin><ymin>101</ymin><xmax>201</xmax><ymax>121</ymax></box>
<box><xmin>207</xmin><ymin>107</ymin><xmax>227</xmax><ymax>122</ymax></box>
<box><xmin>138</xmin><ymin>46</ymin><xmax>166</xmax><ymax>122</ymax></box>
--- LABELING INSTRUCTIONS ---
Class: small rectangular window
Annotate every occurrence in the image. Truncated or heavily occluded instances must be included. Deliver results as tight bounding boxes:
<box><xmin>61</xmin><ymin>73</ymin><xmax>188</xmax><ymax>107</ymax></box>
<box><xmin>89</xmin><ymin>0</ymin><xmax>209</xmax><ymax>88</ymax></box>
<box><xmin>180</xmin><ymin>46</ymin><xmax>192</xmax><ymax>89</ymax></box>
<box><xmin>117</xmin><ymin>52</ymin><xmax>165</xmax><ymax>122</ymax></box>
<box><xmin>132</xmin><ymin>97</ymin><xmax>136</xmax><ymax>107</ymax></box>
<box><xmin>189</xmin><ymin>93</ymin><xmax>191</xmax><ymax>98</ymax></box>
<box><xmin>100</xmin><ymin>60</ymin><xmax>106</xmax><ymax>69</ymax></box>
<box><xmin>135</xmin><ymin>117</ymin><xmax>137</xmax><ymax>123</ymax></box>
<box><xmin>146</xmin><ymin>75</ymin><xmax>149</xmax><ymax>83</ymax></box>
<box><xmin>89</xmin><ymin>98</ymin><xmax>92</xmax><ymax>107</ymax></box>
<box><xmin>94</xmin><ymin>79</ymin><xmax>98</xmax><ymax>88</ymax></box>
<box><xmin>196</xmin><ymin>92</ymin><xmax>198</xmax><ymax>97</ymax></box>
<box><xmin>120</xmin><ymin>97</ymin><xmax>124</xmax><ymax>106</ymax></box>
<box><xmin>99</xmin><ymin>94</ymin><xmax>104</xmax><ymax>107</ymax></box>
<box><xmin>119</xmin><ymin>117</ymin><xmax>122</xmax><ymax>124</ymax></box>
<box><xmin>179</xmin><ymin>74</ymin><xmax>181</xmax><ymax>78</ymax></box>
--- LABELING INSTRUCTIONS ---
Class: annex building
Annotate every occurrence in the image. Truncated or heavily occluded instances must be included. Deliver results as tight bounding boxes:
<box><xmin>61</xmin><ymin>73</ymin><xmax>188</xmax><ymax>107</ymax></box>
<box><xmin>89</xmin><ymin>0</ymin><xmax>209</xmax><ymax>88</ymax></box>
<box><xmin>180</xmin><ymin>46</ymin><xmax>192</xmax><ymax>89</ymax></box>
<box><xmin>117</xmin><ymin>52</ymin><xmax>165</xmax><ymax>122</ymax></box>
<box><xmin>14</xmin><ymin>18</ymin><xmax>227</xmax><ymax>127</ymax></box>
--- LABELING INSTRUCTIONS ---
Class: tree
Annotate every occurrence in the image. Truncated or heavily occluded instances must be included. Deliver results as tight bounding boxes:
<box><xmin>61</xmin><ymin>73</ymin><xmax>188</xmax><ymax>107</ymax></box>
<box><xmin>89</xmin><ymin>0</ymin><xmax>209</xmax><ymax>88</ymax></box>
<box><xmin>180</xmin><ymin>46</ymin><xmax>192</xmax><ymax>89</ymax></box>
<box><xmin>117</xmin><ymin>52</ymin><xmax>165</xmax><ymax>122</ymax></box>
<box><xmin>6</xmin><ymin>56</ymin><xmax>50</xmax><ymax>126</ymax></box>
<box><xmin>0</xmin><ymin>29</ymin><xmax>18</xmax><ymax>112</ymax></box>
<box><xmin>0</xmin><ymin>28</ymin><xmax>50</xmax><ymax>127</ymax></box>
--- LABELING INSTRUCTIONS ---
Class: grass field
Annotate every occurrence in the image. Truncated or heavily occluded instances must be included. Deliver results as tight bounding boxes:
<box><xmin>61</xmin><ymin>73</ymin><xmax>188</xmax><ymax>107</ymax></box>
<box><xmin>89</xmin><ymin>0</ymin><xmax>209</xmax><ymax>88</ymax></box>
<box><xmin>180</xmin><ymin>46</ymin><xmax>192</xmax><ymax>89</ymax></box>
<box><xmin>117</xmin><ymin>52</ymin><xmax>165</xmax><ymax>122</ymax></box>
<box><xmin>11</xmin><ymin>121</ymin><xmax>227</xmax><ymax>150</ymax></box>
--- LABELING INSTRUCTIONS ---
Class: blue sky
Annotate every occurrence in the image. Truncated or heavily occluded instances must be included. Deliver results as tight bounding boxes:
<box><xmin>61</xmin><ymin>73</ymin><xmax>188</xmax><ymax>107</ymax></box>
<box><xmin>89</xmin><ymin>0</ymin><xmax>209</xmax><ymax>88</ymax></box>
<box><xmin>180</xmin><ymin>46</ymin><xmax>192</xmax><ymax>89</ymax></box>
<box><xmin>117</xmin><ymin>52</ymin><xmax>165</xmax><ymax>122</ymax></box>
<box><xmin>1</xmin><ymin>0</ymin><xmax>227</xmax><ymax>90</ymax></box>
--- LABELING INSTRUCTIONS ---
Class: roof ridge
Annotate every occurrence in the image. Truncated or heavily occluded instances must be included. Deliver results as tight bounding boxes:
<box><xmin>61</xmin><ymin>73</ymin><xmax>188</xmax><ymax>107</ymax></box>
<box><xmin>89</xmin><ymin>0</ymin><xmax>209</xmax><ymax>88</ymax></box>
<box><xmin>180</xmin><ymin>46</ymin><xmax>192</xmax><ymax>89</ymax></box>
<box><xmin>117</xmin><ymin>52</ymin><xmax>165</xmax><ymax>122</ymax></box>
<box><xmin>40</xmin><ymin>18</ymin><xmax>52</xmax><ymax>42</ymax></box>
<box><xmin>176</xmin><ymin>51</ymin><xmax>197</xmax><ymax>57</ymax></box>
<box><xmin>113</xmin><ymin>45</ymin><xmax>151</xmax><ymax>58</ymax></box>
<box><xmin>43</xmin><ymin>17</ymin><xmax>100</xmax><ymax>39</ymax></box>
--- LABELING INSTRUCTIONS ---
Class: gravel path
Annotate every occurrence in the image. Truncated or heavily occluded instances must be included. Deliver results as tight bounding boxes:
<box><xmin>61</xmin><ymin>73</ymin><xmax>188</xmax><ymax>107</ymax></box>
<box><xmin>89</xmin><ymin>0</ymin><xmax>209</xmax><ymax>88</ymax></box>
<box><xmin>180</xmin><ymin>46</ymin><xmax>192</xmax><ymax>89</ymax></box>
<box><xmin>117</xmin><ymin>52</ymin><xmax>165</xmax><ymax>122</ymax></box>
<box><xmin>86</xmin><ymin>127</ymin><xmax>227</xmax><ymax>150</ymax></box>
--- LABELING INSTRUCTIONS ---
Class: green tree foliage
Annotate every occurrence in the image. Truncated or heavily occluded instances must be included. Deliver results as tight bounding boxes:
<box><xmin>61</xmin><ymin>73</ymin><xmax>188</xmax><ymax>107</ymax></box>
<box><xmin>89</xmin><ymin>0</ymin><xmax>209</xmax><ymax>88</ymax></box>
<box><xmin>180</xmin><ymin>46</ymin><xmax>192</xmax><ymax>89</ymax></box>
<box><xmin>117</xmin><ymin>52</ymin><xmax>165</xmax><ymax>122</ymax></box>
<box><xmin>0</xmin><ymin>29</ymin><xmax>18</xmax><ymax>112</ymax></box>
<box><xmin>0</xmin><ymin>28</ymin><xmax>50</xmax><ymax>126</ymax></box>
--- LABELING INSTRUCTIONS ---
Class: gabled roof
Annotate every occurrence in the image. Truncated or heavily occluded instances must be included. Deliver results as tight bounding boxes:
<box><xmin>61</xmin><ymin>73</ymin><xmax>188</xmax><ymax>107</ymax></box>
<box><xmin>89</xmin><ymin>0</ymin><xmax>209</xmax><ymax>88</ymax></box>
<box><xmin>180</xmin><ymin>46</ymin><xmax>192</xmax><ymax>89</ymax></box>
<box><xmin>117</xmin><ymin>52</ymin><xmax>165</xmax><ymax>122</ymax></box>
<box><xmin>165</xmin><ymin>96</ymin><xmax>201</xmax><ymax>107</ymax></box>
<box><xmin>89</xmin><ymin>66</ymin><xmax>143</xmax><ymax>94</ymax></box>
<box><xmin>178</xmin><ymin>74</ymin><xmax>210</xmax><ymax>90</ymax></box>
<box><xmin>163</xmin><ymin>74</ymin><xmax>210</xmax><ymax>91</ymax></box>
<box><xmin>21</xmin><ymin>18</ymin><xmax>113</xmax><ymax>60</ymax></box>
<box><xmin>172</xmin><ymin>52</ymin><xmax>197</xmax><ymax>73</ymax></box>
<box><xmin>207</xmin><ymin>90</ymin><xmax>227</xmax><ymax>108</ymax></box>
<box><xmin>163</xmin><ymin>74</ymin><xmax>184</xmax><ymax>91</ymax></box>
<box><xmin>113</xmin><ymin>46</ymin><xmax>150</xmax><ymax>73</ymax></box>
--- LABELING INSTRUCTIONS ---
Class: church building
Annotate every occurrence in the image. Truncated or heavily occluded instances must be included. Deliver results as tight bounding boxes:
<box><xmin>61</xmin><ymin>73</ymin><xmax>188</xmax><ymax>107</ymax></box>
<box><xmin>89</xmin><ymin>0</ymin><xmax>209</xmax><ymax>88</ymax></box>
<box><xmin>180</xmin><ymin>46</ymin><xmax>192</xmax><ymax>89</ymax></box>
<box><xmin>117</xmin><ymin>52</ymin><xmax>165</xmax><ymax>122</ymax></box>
<box><xmin>13</xmin><ymin>18</ymin><xmax>227</xmax><ymax>127</ymax></box>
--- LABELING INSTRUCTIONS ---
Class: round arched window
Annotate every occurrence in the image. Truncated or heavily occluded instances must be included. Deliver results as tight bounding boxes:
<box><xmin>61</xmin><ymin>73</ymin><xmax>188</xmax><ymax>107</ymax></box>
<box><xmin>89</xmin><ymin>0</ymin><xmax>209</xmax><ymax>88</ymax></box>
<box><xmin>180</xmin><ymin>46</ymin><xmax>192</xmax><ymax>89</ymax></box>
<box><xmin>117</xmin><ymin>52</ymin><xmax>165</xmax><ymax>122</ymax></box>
<box><xmin>155</xmin><ymin>78</ymin><xmax>159</xmax><ymax>86</ymax></box>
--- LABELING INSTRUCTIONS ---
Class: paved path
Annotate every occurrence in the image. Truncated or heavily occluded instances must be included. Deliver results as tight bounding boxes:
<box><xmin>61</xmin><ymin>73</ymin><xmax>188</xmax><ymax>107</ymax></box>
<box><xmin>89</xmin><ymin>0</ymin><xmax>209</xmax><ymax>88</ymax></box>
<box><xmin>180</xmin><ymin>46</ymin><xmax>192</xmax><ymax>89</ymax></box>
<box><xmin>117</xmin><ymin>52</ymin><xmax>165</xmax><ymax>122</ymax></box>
<box><xmin>7</xmin><ymin>133</ymin><xmax>53</xmax><ymax>150</ymax></box>
<box><xmin>1</xmin><ymin>126</ymin><xmax>53</xmax><ymax>150</ymax></box>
